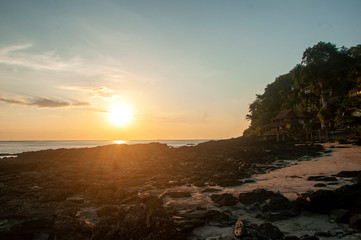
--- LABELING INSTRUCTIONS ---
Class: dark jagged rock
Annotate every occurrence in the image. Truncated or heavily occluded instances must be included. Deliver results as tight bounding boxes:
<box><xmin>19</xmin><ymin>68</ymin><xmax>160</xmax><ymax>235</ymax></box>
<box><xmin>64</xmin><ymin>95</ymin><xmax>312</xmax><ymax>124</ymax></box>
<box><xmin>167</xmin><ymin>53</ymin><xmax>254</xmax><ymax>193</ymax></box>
<box><xmin>238</xmin><ymin>189</ymin><xmax>279</xmax><ymax>205</ymax></box>
<box><xmin>211</xmin><ymin>193</ymin><xmax>238</xmax><ymax>206</ymax></box>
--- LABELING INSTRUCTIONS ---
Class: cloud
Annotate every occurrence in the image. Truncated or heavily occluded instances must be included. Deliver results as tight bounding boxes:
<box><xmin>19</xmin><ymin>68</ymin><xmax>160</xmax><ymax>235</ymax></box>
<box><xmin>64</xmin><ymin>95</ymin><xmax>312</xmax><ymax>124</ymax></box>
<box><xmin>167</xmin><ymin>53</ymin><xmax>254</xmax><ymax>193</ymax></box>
<box><xmin>0</xmin><ymin>97</ymin><xmax>90</xmax><ymax>108</ymax></box>
<box><xmin>0</xmin><ymin>44</ymin><xmax>81</xmax><ymax>72</ymax></box>
<box><xmin>0</xmin><ymin>44</ymin><xmax>156</xmax><ymax>86</ymax></box>
<box><xmin>62</xmin><ymin>86</ymin><xmax>121</xmax><ymax>101</ymax></box>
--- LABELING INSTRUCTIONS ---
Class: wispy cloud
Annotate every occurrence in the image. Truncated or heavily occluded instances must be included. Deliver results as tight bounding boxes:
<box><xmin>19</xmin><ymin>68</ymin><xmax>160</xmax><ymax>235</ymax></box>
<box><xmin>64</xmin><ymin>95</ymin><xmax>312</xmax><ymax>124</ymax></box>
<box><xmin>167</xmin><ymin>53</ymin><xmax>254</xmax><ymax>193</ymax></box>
<box><xmin>0</xmin><ymin>44</ymin><xmax>156</xmax><ymax>85</ymax></box>
<box><xmin>0</xmin><ymin>44</ymin><xmax>81</xmax><ymax>71</ymax></box>
<box><xmin>62</xmin><ymin>86</ymin><xmax>121</xmax><ymax>101</ymax></box>
<box><xmin>0</xmin><ymin>97</ymin><xmax>90</xmax><ymax>108</ymax></box>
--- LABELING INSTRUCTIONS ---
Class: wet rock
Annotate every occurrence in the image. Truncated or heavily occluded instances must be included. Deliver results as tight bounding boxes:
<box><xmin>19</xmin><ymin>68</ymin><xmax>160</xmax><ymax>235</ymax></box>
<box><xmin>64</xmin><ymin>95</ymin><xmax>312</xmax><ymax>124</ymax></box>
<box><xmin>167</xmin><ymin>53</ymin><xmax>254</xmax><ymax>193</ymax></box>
<box><xmin>307</xmin><ymin>176</ymin><xmax>337</xmax><ymax>181</ymax></box>
<box><xmin>238</xmin><ymin>189</ymin><xmax>279</xmax><ymax>205</ymax></box>
<box><xmin>211</xmin><ymin>193</ymin><xmax>238</xmax><ymax>206</ymax></box>
<box><xmin>313</xmin><ymin>183</ymin><xmax>327</xmax><ymax>187</ymax></box>
<box><xmin>258</xmin><ymin>222</ymin><xmax>283</xmax><ymax>240</ymax></box>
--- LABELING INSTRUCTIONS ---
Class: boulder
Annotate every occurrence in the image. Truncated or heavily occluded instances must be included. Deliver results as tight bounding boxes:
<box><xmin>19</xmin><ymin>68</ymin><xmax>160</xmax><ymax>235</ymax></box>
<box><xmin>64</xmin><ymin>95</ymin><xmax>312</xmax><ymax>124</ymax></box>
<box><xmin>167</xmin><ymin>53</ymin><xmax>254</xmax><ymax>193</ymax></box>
<box><xmin>211</xmin><ymin>193</ymin><xmax>238</xmax><ymax>206</ymax></box>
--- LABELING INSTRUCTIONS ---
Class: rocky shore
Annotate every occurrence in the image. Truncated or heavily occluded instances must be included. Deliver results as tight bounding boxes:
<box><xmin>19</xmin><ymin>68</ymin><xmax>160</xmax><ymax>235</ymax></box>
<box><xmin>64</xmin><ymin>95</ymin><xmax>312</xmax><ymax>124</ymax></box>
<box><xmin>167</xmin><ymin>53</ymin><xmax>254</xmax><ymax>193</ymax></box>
<box><xmin>0</xmin><ymin>137</ymin><xmax>360</xmax><ymax>240</ymax></box>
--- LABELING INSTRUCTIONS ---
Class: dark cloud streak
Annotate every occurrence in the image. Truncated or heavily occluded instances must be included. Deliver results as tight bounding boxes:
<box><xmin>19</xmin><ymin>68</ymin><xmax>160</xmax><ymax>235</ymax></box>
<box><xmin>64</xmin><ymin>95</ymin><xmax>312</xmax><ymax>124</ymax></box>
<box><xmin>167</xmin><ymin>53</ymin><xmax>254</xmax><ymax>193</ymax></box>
<box><xmin>0</xmin><ymin>97</ymin><xmax>90</xmax><ymax>108</ymax></box>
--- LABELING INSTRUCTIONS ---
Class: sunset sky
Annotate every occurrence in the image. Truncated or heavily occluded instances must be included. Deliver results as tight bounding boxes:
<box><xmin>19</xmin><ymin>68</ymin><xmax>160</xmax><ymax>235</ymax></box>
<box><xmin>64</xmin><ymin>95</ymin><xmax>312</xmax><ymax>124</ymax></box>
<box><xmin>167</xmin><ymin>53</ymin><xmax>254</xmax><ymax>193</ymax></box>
<box><xmin>1</xmin><ymin>0</ymin><xmax>361</xmax><ymax>140</ymax></box>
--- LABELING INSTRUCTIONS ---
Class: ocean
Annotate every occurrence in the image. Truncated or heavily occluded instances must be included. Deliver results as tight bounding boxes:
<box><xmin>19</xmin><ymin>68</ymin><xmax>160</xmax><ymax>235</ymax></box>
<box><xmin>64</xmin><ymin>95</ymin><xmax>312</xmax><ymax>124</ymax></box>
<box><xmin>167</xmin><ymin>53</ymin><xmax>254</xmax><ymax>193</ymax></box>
<box><xmin>0</xmin><ymin>139</ymin><xmax>211</xmax><ymax>155</ymax></box>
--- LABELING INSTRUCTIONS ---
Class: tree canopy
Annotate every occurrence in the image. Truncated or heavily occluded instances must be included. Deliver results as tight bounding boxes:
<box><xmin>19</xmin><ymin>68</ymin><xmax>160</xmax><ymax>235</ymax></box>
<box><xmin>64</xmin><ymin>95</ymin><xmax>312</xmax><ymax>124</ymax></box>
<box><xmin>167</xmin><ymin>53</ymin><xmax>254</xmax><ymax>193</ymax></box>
<box><xmin>244</xmin><ymin>42</ymin><xmax>361</xmax><ymax>136</ymax></box>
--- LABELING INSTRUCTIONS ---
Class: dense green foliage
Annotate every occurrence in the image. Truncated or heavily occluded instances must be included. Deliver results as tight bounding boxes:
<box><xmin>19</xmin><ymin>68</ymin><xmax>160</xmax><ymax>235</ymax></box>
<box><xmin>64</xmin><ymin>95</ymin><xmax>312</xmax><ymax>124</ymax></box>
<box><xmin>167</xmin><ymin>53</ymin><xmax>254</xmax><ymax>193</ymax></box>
<box><xmin>244</xmin><ymin>42</ymin><xmax>361</xmax><ymax>136</ymax></box>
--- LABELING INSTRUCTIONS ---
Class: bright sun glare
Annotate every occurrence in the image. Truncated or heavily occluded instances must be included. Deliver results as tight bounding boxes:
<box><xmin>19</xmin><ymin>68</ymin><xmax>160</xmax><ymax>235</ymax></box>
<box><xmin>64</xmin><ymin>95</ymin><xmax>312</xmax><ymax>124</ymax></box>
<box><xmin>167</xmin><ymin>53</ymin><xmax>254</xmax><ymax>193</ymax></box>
<box><xmin>108</xmin><ymin>104</ymin><xmax>133</xmax><ymax>126</ymax></box>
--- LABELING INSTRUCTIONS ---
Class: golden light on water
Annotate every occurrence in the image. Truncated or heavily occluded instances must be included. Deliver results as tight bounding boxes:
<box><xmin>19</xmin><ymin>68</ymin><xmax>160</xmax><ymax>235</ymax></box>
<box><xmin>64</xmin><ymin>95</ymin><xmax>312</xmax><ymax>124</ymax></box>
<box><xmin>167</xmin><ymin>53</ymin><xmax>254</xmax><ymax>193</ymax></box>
<box><xmin>108</xmin><ymin>103</ymin><xmax>133</xmax><ymax>126</ymax></box>
<box><xmin>113</xmin><ymin>140</ymin><xmax>127</xmax><ymax>144</ymax></box>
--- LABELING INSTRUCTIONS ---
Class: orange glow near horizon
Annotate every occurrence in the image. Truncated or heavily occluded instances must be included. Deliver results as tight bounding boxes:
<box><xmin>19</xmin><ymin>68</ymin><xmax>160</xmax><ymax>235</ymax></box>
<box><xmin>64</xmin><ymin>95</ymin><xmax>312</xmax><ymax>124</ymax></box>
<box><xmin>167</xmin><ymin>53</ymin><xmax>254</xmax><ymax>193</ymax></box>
<box><xmin>113</xmin><ymin>140</ymin><xmax>127</xmax><ymax>144</ymax></box>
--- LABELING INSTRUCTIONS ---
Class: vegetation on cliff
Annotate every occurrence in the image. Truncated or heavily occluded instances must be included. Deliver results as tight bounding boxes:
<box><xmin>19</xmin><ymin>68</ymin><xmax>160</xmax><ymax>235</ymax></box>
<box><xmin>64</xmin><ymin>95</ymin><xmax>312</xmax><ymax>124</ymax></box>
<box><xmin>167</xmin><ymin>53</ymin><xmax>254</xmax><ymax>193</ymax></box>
<box><xmin>244</xmin><ymin>42</ymin><xmax>361</xmax><ymax>138</ymax></box>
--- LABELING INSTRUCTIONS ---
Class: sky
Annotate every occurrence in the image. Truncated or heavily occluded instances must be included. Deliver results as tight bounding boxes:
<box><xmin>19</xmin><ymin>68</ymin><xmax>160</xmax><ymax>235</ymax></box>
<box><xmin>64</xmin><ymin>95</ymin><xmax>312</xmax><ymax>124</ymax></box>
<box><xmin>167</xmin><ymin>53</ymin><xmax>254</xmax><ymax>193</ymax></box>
<box><xmin>0</xmin><ymin>0</ymin><xmax>360</xmax><ymax>140</ymax></box>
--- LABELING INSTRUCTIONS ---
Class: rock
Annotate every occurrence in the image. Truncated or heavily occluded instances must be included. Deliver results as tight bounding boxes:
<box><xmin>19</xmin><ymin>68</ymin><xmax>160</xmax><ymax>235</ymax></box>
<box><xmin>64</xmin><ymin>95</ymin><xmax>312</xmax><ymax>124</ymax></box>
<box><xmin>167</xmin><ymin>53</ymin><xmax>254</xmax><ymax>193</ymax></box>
<box><xmin>217</xmin><ymin>179</ymin><xmax>243</xmax><ymax>187</ymax></box>
<box><xmin>162</xmin><ymin>191</ymin><xmax>192</xmax><ymax>198</ymax></box>
<box><xmin>238</xmin><ymin>189</ymin><xmax>280</xmax><ymax>205</ymax></box>
<box><xmin>307</xmin><ymin>176</ymin><xmax>337</xmax><ymax>181</ymax></box>
<box><xmin>204</xmin><ymin>210</ymin><xmax>236</xmax><ymax>226</ymax></box>
<box><xmin>327</xmin><ymin>182</ymin><xmax>339</xmax><ymax>185</ymax></box>
<box><xmin>258</xmin><ymin>222</ymin><xmax>283</xmax><ymax>240</ymax></box>
<box><xmin>333</xmin><ymin>170</ymin><xmax>361</xmax><ymax>178</ymax></box>
<box><xmin>350</xmin><ymin>215</ymin><xmax>361</xmax><ymax>230</ymax></box>
<box><xmin>261</xmin><ymin>195</ymin><xmax>290</xmax><ymax>212</ymax></box>
<box><xmin>313</xmin><ymin>183</ymin><xmax>327</xmax><ymax>187</ymax></box>
<box><xmin>193</xmin><ymin>180</ymin><xmax>206</xmax><ymax>187</ymax></box>
<box><xmin>234</xmin><ymin>220</ymin><xmax>248</xmax><ymax>239</ymax></box>
<box><xmin>201</xmin><ymin>187</ymin><xmax>222</xmax><ymax>193</ymax></box>
<box><xmin>211</xmin><ymin>193</ymin><xmax>238</xmax><ymax>206</ymax></box>
<box><xmin>328</xmin><ymin>209</ymin><xmax>350</xmax><ymax>223</ymax></box>
<box><xmin>297</xmin><ymin>184</ymin><xmax>361</xmax><ymax>213</ymax></box>
<box><xmin>66</xmin><ymin>196</ymin><xmax>84</xmax><ymax>204</ymax></box>
<box><xmin>96</xmin><ymin>206</ymin><xmax>119</xmax><ymax>217</ymax></box>
<box><xmin>351</xmin><ymin>177</ymin><xmax>361</xmax><ymax>184</ymax></box>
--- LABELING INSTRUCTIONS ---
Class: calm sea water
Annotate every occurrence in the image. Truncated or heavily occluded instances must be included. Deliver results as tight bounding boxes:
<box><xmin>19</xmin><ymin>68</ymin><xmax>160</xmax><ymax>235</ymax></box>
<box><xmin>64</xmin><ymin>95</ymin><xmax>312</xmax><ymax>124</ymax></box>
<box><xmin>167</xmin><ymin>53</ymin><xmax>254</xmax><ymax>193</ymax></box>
<box><xmin>0</xmin><ymin>140</ymin><xmax>210</xmax><ymax>155</ymax></box>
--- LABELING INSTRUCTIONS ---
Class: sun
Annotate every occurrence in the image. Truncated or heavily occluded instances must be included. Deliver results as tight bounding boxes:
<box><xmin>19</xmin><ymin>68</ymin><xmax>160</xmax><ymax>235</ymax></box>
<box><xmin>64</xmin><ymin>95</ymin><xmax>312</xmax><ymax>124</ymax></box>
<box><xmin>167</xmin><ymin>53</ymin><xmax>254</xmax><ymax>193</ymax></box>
<box><xmin>108</xmin><ymin>103</ymin><xmax>133</xmax><ymax>126</ymax></box>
